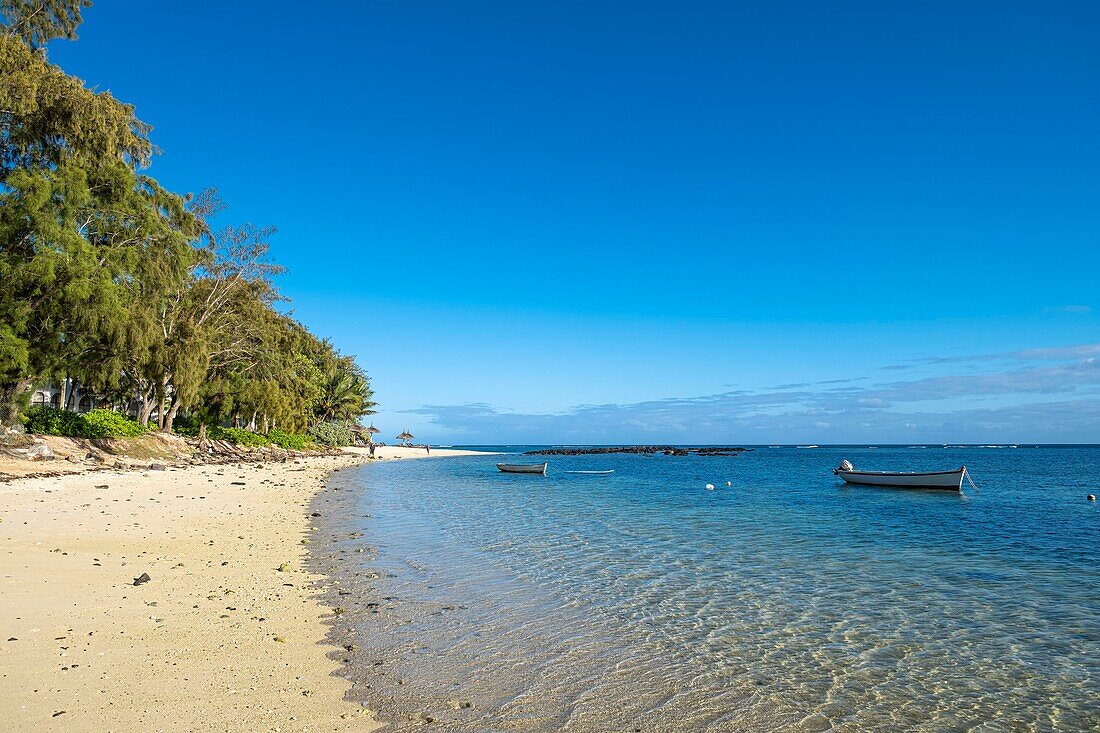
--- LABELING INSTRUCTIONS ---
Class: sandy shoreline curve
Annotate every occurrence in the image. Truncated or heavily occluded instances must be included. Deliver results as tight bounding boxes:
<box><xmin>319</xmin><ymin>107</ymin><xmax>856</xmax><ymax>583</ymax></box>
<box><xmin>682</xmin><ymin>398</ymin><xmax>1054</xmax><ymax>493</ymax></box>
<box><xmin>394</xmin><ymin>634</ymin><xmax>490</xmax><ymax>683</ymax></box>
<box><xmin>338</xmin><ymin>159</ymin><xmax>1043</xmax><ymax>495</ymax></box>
<box><xmin>0</xmin><ymin>445</ymin><xmax>488</xmax><ymax>732</ymax></box>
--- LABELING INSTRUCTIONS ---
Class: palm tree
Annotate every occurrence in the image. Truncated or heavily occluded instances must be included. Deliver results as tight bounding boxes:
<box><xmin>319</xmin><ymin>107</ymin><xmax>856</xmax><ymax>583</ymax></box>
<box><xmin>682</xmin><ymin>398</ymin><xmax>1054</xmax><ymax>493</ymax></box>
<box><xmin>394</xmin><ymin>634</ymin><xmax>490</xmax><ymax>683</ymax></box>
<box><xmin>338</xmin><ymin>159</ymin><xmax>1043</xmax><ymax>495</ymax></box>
<box><xmin>315</xmin><ymin>366</ymin><xmax>376</xmax><ymax>422</ymax></box>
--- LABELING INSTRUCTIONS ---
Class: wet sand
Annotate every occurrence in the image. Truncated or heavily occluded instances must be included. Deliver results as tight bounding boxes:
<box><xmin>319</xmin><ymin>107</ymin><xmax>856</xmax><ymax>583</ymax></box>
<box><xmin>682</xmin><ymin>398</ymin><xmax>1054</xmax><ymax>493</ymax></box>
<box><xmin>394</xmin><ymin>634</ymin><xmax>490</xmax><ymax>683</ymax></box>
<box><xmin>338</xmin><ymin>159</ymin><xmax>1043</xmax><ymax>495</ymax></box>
<box><xmin>0</xmin><ymin>446</ymin><xmax>484</xmax><ymax>732</ymax></box>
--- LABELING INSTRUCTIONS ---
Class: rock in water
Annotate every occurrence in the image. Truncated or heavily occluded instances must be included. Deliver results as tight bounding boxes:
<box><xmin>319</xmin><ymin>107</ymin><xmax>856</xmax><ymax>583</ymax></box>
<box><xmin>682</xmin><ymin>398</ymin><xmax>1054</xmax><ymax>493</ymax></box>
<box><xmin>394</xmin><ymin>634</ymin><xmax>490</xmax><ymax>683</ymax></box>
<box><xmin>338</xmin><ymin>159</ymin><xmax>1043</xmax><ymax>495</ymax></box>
<box><xmin>133</xmin><ymin>573</ymin><xmax>152</xmax><ymax>586</ymax></box>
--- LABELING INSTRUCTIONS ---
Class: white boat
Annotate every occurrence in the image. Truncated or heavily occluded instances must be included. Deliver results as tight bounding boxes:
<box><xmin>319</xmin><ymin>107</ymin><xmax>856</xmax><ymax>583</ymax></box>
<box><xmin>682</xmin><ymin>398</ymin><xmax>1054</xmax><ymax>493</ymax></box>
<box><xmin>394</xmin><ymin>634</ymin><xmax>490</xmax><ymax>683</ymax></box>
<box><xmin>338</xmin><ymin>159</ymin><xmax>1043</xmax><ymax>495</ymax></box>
<box><xmin>497</xmin><ymin>462</ymin><xmax>548</xmax><ymax>475</ymax></box>
<box><xmin>833</xmin><ymin>460</ymin><xmax>967</xmax><ymax>491</ymax></box>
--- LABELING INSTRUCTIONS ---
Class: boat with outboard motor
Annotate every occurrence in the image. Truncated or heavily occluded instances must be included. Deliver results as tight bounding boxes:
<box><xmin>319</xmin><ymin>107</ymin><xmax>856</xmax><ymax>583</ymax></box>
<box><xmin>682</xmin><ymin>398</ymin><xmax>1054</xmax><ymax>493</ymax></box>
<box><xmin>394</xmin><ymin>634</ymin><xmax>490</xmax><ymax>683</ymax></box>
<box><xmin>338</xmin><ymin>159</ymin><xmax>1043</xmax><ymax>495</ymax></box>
<box><xmin>833</xmin><ymin>460</ymin><xmax>968</xmax><ymax>490</ymax></box>
<box><xmin>497</xmin><ymin>462</ymin><xmax>548</xmax><ymax>475</ymax></box>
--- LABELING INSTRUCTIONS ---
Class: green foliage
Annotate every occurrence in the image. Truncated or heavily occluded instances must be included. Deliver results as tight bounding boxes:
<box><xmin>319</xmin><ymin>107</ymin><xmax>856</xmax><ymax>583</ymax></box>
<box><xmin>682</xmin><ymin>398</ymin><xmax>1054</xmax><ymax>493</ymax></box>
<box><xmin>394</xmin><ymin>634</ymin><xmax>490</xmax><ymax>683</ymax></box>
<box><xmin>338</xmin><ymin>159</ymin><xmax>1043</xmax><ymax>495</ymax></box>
<box><xmin>1</xmin><ymin>0</ymin><xmax>93</xmax><ymax>47</ymax></box>
<box><xmin>169</xmin><ymin>413</ymin><xmax>201</xmax><ymax>437</ymax></box>
<box><xmin>21</xmin><ymin>406</ymin><xmax>146</xmax><ymax>438</ymax></box>
<box><xmin>0</xmin><ymin>32</ymin><xmax>199</xmax><ymax>424</ymax></box>
<box><xmin>0</xmin><ymin>17</ymin><xmax>377</xmax><ymax>432</ymax></box>
<box><xmin>315</xmin><ymin>359</ymin><xmax>376</xmax><ymax>423</ymax></box>
<box><xmin>81</xmin><ymin>408</ymin><xmax>147</xmax><ymax>437</ymax></box>
<box><xmin>21</xmin><ymin>406</ymin><xmax>87</xmax><ymax>436</ymax></box>
<box><xmin>0</xmin><ymin>32</ymin><xmax>153</xmax><ymax>174</ymax></box>
<box><xmin>266</xmin><ymin>428</ymin><xmax>307</xmax><ymax>451</ymax></box>
<box><xmin>308</xmin><ymin>420</ymin><xmax>356</xmax><ymax>447</ymax></box>
<box><xmin>207</xmin><ymin>425</ymin><xmax>268</xmax><ymax>447</ymax></box>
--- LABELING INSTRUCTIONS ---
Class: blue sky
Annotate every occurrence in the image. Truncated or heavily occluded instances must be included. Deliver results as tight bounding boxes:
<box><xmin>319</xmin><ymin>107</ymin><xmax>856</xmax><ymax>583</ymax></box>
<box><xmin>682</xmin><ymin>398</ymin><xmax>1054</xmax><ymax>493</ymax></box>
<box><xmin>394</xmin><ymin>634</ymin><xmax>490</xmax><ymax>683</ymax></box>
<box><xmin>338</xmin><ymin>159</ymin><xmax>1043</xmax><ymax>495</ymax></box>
<box><xmin>49</xmin><ymin>1</ymin><xmax>1099</xmax><ymax>442</ymax></box>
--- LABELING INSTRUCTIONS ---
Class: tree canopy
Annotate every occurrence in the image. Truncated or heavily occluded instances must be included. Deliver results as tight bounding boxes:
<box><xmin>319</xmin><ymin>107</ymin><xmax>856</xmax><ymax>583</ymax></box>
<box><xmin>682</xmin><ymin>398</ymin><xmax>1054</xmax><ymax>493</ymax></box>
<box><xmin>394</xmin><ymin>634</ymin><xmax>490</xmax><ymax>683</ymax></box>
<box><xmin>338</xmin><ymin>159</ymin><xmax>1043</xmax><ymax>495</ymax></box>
<box><xmin>1</xmin><ymin>0</ymin><xmax>92</xmax><ymax>47</ymax></box>
<box><xmin>0</xmin><ymin>8</ymin><xmax>376</xmax><ymax>433</ymax></box>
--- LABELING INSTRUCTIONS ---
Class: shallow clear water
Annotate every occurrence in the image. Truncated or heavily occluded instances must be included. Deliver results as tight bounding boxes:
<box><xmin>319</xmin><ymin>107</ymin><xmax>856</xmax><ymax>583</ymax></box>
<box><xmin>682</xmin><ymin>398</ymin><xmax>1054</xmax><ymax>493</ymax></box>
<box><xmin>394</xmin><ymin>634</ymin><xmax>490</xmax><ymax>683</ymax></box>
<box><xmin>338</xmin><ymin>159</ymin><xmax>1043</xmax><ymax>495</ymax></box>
<box><xmin>310</xmin><ymin>446</ymin><xmax>1100</xmax><ymax>731</ymax></box>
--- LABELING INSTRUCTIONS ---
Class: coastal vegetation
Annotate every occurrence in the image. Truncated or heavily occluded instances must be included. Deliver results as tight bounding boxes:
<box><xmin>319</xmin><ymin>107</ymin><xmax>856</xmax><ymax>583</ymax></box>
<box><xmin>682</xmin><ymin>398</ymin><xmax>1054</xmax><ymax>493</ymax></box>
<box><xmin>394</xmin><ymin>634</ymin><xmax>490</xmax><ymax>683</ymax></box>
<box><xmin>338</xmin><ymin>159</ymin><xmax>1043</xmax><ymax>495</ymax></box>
<box><xmin>307</xmin><ymin>420</ymin><xmax>360</xmax><ymax>448</ymax></box>
<box><xmin>0</xmin><ymin>2</ymin><xmax>376</xmax><ymax>439</ymax></box>
<box><xmin>22</xmin><ymin>405</ymin><xmax>147</xmax><ymax>438</ymax></box>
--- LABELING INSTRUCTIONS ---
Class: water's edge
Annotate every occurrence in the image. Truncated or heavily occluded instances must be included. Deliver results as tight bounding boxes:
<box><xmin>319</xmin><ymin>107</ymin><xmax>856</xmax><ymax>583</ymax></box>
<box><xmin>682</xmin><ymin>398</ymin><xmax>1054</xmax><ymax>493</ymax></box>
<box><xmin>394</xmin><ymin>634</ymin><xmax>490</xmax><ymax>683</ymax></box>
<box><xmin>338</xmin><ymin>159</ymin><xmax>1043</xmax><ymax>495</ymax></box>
<box><xmin>307</xmin><ymin>459</ymin><xmax>482</xmax><ymax>730</ymax></box>
<box><xmin>305</xmin><ymin>448</ymin><xmax>1100</xmax><ymax>732</ymax></box>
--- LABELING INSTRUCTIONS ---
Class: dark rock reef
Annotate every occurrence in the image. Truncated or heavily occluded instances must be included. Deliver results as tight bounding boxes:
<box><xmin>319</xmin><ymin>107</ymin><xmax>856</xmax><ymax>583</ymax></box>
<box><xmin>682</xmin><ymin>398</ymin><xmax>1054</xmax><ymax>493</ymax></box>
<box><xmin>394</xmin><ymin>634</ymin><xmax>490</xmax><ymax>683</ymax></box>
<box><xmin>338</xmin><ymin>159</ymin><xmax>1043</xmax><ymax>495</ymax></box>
<box><xmin>524</xmin><ymin>445</ymin><xmax>752</xmax><ymax>457</ymax></box>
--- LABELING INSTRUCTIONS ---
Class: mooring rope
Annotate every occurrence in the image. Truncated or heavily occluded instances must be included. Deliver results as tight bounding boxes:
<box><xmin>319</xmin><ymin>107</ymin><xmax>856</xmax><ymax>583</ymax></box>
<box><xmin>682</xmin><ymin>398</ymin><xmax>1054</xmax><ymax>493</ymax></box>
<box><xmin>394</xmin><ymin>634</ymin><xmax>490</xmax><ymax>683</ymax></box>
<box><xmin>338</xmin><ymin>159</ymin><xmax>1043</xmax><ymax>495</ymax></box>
<box><xmin>964</xmin><ymin>467</ymin><xmax>979</xmax><ymax>492</ymax></box>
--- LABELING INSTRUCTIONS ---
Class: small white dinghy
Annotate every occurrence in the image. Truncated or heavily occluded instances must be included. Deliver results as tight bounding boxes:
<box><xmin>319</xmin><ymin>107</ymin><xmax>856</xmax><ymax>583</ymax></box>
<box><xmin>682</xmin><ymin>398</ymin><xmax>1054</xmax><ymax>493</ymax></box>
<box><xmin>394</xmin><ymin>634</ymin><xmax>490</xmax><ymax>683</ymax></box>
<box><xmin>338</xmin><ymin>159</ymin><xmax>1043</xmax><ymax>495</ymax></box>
<box><xmin>833</xmin><ymin>460</ymin><xmax>968</xmax><ymax>491</ymax></box>
<box><xmin>497</xmin><ymin>462</ymin><xmax>548</xmax><ymax>475</ymax></box>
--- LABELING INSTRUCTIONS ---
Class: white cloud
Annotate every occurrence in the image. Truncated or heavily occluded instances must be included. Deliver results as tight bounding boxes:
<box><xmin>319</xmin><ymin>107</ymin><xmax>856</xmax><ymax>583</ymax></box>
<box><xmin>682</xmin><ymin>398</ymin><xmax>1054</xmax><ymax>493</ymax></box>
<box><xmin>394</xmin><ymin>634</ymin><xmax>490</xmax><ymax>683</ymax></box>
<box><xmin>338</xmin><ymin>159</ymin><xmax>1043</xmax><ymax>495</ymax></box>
<box><xmin>406</xmin><ymin>342</ymin><xmax>1100</xmax><ymax>443</ymax></box>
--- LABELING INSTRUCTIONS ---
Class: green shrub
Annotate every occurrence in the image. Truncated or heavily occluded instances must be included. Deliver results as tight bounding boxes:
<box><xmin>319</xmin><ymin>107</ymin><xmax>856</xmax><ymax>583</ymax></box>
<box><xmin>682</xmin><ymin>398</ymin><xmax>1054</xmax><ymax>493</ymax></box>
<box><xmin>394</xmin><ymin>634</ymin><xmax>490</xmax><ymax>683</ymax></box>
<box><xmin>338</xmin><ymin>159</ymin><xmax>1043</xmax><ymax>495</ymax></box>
<box><xmin>210</xmin><ymin>426</ymin><xmax>269</xmax><ymax>447</ymax></box>
<box><xmin>308</xmin><ymin>420</ymin><xmax>355</xmax><ymax>447</ymax></box>
<box><xmin>171</xmin><ymin>413</ymin><xmax>201</xmax><ymax>437</ymax></box>
<box><xmin>21</xmin><ymin>407</ymin><xmax>147</xmax><ymax>438</ymax></box>
<box><xmin>267</xmin><ymin>429</ymin><xmax>307</xmax><ymax>450</ymax></box>
<box><xmin>22</xmin><ymin>406</ymin><xmax>89</xmax><ymax>437</ymax></box>
<box><xmin>82</xmin><ymin>409</ymin><xmax>147</xmax><ymax>438</ymax></box>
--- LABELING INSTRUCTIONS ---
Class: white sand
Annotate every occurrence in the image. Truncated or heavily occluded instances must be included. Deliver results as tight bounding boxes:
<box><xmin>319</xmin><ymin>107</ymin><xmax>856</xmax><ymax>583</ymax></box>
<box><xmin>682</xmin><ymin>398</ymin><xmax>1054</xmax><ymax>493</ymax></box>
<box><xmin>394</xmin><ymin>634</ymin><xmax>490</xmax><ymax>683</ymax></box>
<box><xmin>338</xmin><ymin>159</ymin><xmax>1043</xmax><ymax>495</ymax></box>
<box><xmin>0</xmin><ymin>445</ymin><xmax>488</xmax><ymax>732</ymax></box>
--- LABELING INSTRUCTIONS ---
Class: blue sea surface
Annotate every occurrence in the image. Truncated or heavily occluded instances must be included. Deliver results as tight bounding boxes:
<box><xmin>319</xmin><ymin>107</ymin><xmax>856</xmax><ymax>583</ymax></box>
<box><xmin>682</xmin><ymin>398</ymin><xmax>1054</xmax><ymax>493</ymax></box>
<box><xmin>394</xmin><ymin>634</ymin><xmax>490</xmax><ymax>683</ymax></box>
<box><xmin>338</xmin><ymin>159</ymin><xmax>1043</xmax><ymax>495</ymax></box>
<box><xmin>312</xmin><ymin>446</ymin><xmax>1099</xmax><ymax>731</ymax></box>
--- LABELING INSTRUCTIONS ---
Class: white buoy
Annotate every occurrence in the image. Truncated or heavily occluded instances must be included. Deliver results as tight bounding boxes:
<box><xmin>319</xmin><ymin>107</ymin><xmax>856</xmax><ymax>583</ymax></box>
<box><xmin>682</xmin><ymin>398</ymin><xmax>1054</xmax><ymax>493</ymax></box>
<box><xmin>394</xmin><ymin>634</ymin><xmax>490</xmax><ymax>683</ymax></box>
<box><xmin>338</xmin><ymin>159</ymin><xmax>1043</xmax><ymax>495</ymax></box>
<box><xmin>1089</xmin><ymin>494</ymin><xmax>1096</xmax><ymax>502</ymax></box>
<box><xmin>705</xmin><ymin>483</ymin><xmax>715</xmax><ymax>490</ymax></box>
<box><xmin>726</xmin><ymin>481</ymin><xmax>732</xmax><ymax>487</ymax></box>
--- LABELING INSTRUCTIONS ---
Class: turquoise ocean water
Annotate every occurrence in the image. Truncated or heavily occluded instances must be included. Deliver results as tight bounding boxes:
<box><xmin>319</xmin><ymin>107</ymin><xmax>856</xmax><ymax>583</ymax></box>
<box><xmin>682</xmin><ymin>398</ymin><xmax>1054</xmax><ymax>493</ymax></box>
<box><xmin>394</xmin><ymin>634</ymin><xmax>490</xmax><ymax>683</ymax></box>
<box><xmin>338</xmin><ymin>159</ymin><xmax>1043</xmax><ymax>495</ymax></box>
<box><xmin>310</xmin><ymin>445</ymin><xmax>1099</xmax><ymax>731</ymax></box>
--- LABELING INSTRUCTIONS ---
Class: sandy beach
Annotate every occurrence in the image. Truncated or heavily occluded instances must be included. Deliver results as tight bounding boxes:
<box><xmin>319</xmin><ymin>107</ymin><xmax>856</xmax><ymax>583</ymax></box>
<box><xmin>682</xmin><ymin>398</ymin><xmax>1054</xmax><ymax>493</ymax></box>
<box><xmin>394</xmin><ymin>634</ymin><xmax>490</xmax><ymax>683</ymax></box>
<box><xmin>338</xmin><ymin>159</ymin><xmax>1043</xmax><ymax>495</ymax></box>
<box><xmin>0</xmin><ymin>445</ymin><xmax>484</xmax><ymax>732</ymax></box>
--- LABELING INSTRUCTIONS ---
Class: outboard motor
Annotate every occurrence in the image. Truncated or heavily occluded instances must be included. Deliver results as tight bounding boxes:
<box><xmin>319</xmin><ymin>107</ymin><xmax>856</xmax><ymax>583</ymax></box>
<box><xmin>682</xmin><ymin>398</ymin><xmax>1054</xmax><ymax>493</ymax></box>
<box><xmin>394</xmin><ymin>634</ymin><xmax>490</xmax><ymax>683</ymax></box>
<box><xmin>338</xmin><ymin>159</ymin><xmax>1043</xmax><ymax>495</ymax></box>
<box><xmin>834</xmin><ymin>459</ymin><xmax>853</xmax><ymax>475</ymax></box>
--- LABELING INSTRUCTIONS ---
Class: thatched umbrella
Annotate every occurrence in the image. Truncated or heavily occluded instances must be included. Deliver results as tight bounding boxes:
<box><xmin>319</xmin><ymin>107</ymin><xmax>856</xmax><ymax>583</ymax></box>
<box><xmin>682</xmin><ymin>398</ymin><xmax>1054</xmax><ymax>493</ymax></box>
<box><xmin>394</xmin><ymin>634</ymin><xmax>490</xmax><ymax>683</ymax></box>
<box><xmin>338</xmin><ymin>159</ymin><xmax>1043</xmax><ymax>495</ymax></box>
<box><xmin>365</xmin><ymin>423</ymin><xmax>381</xmax><ymax>443</ymax></box>
<box><xmin>346</xmin><ymin>424</ymin><xmax>373</xmax><ymax>446</ymax></box>
<box><xmin>396</xmin><ymin>430</ymin><xmax>414</xmax><ymax>446</ymax></box>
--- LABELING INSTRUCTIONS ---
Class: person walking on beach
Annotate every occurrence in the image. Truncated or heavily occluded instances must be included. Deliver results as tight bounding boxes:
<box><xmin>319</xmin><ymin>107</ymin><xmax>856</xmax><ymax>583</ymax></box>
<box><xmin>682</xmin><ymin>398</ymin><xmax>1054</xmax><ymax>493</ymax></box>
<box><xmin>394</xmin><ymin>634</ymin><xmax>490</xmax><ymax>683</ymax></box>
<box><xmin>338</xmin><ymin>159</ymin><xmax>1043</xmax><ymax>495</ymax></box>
<box><xmin>369</xmin><ymin>442</ymin><xmax>376</xmax><ymax>458</ymax></box>
<box><xmin>425</xmin><ymin>444</ymin><xmax>430</xmax><ymax>454</ymax></box>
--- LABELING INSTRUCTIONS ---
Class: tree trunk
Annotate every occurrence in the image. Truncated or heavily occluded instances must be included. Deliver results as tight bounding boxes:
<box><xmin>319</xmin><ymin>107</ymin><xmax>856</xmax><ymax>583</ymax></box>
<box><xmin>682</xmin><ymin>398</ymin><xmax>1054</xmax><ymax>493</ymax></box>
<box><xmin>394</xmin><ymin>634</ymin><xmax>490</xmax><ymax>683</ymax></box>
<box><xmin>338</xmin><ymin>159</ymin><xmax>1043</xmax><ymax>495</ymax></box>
<box><xmin>0</xmin><ymin>378</ymin><xmax>35</xmax><ymax>427</ymax></box>
<box><xmin>138</xmin><ymin>393</ymin><xmax>156</xmax><ymax>426</ymax></box>
<box><xmin>63</xmin><ymin>377</ymin><xmax>74</xmax><ymax>411</ymax></box>
<box><xmin>163</xmin><ymin>400</ymin><xmax>182</xmax><ymax>433</ymax></box>
<box><xmin>261</xmin><ymin>414</ymin><xmax>269</xmax><ymax>434</ymax></box>
<box><xmin>156</xmin><ymin>375</ymin><xmax>170</xmax><ymax>430</ymax></box>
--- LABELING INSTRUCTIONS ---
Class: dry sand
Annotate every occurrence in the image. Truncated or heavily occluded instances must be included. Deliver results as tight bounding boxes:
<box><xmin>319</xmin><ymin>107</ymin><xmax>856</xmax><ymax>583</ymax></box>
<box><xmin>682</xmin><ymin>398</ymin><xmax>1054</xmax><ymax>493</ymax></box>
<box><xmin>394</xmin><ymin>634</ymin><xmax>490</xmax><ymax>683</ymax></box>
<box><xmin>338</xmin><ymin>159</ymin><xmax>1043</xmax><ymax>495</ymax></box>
<box><xmin>0</xmin><ymin>445</ymin><xmax>486</xmax><ymax>732</ymax></box>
